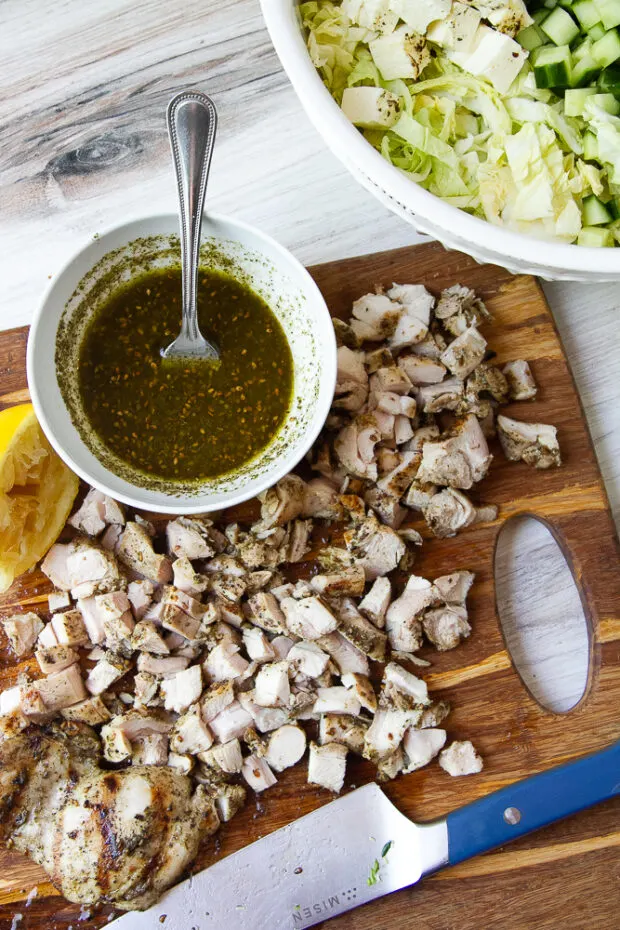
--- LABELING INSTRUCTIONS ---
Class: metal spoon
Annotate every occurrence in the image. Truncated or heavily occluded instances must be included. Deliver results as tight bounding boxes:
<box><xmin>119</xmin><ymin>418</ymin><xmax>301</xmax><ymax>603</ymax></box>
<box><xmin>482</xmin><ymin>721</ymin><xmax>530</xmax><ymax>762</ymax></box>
<box><xmin>162</xmin><ymin>91</ymin><xmax>219</xmax><ymax>362</ymax></box>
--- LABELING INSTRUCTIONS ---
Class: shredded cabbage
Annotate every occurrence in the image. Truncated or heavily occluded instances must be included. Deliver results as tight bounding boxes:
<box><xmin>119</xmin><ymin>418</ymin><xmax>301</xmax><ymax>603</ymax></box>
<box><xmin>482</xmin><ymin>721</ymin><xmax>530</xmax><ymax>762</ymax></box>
<box><xmin>301</xmin><ymin>0</ymin><xmax>619</xmax><ymax>245</ymax></box>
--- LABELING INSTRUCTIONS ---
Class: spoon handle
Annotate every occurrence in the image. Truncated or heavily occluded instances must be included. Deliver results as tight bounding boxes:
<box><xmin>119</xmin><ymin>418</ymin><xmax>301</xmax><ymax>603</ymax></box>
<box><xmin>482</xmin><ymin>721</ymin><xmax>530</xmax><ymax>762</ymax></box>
<box><xmin>167</xmin><ymin>91</ymin><xmax>218</xmax><ymax>343</ymax></box>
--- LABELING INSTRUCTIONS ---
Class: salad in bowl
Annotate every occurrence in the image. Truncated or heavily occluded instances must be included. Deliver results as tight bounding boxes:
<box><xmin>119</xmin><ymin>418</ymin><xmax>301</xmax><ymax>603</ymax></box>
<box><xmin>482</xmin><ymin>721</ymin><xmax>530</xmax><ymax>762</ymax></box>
<box><xmin>300</xmin><ymin>0</ymin><xmax>620</xmax><ymax>247</ymax></box>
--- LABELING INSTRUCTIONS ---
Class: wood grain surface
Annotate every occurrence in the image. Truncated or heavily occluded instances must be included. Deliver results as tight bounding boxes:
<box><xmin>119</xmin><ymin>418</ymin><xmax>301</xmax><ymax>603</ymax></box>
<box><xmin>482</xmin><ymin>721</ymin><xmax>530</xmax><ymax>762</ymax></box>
<box><xmin>0</xmin><ymin>242</ymin><xmax>618</xmax><ymax>930</ymax></box>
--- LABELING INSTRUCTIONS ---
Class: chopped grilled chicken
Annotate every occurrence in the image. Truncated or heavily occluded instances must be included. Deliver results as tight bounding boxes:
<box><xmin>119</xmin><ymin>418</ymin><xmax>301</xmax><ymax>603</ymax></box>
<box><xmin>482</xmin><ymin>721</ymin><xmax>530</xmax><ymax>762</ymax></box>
<box><xmin>238</xmin><ymin>691</ymin><xmax>291</xmax><ymax>733</ymax></box>
<box><xmin>417</xmin><ymin>415</ymin><xmax>492</xmax><ymax>490</ymax></box>
<box><xmin>335</xmin><ymin>346</ymin><xmax>369</xmax><ymax>412</ymax></box>
<box><xmin>203</xmin><ymin>642</ymin><xmax>249</xmax><ymax>683</ymax></box>
<box><xmin>433</xmin><ymin>571</ymin><xmax>475</xmax><ymax>604</ymax></box>
<box><xmin>497</xmin><ymin>415</ymin><xmax>561</xmax><ymax>469</ymax></box>
<box><xmin>209</xmin><ymin>700</ymin><xmax>254</xmax><ymax>743</ymax></box>
<box><xmin>319</xmin><ymin>713</ymin><xmax>367</xmax><ymax>754</ymax></box>
<box><xmin>1</xmin><ymin>613</ymin><xmax>44</xmax><ymax>656</ymax></box>
<box><xmin>137</xmin><ymin>653</ymin><xmax>189</xmax><ymax>677</ymax></box>
<box><xmin>385</xmin><ymin>576</ymin><xmax>437</xmax><ymax>653</ymax></box>
<box><xmin>0</xmin><ymin>725</ymin><xmax>219</xmax><ymax>910</ymax></box>
<box><xmin>359</xmin><ymin>576</ymin><xmax>391</xmax><ymax>628</ymax></box>
<box><xmin>242</xmin><ymin>626</ymin><xmax>276</xmax><ymax>664</ymax></box>
<box><xmin>423</xmin><ymin>605</ymin><xmax>471</xmax><ymax>651</ymax></box>
<box><xmin>254</xmin><ymin>662</ymin><xmax>291</xmax><ymax>708</ymax></box>
<box><xmin>200</xmin><ymin>681</ymin><xmax>235</xmax><ymax>722</ymax></box>
<box><xmin>376</xmin><ymin>451</ymin><xmax>420</xmax><ymax>500</ymax></box>
<box><xmin>502</xmin><ymin>360</ymin><xmax>537</xmax><ymax>401</ymax></box>
<box><xmin>86</xmin><ymin>652</ymin><xmax>131</xmax><ymax>695</ymax></box>
<box><xmin>384</xmin><ymin>662</ymin><xmax>429</xmax><ymax>704</ymax></box>
<box><xmin>101</xmin><ymin>524</ymin><xmax>123</xmax><ymax>552</ymax></box>
<box><xmin>318</xmin><ymin>631</ymin><xmax>370</xmax><ymax>676</ymax></box>
<box><xmin>166</xmin><ymin>517</ymin><xmax>217</xmax><ymax>560</ymax></box>
<box><xmin>365</xmin><ymin>346</ymin><xmax>394</xmax><ymax>373</ymax></box>
<box><xmin>96</xmin><ymin>591</ymin><xmax>135</xmax><ymax>656</ymax></box>
<box><xmin>402</xmin><ymin>728</ymin><xmax>447</xmax><ymax>773</ymax></box>
<box><xmin>282</xmin><ymin>518</ymin><xmax>313</xmax><ymax>564</ymax></box>
<box><xmin>344</xmin><ymin>514</ymin><xmax>406</xmax><ymax>581</ymax></box>
<box><xmin>127</xmin><ymin>579</ymin><xmax>155</xmax><ymax>618</ymax></box>
<box><xmin>467</xmin><ymin>361</ymin><xmax>509</xmax><ymax>403</ymax></box>
<box><xmin>52</xmin><ymin>609</ymin><xmax>90</xmax><ymax>647</ymax></box>
<box><xmin>160</xmin><ymin>665</ymin><xmax>203</xmax><ymax>714</ymax></box>
<box><xmin>166</xmin><ymin>750</ymin><xmax>193</xmax><ymax>773</ymax></box>
<box><xmin>200</xmin><ymin>738</ymin><xmax>244</xmax><ymax>774</ymax></box>
<box><xmin>38</xmin><ymin>622</ymin><xmax>58</xmax><ymax>649</ymax></box>
<box><xmin>61</xmin><ymin>695</ymin><xmax>112</xmax><ymax>726</ymax></box>
<box><xmin>118</xmin><ymin>522</ymin><xmax>172</xmax><ymax>583</ymax></box>
<box><xmin>370</xmin><ymin>366</ymin><xmax>413</xmax><ymax>397</ymax></box>
<box><xmin>242</xmin><ymin>754</ymin><xmax>277</xmax><ymax>792</ymax></box>
<box><xmin>172</xmin><ymin>557</ymin><xmax>209</xmax><ymax>596</ymax></box>
<box><xmin>132</xmin><ymin>620</ymin><xmax>170</xmax><ymax>655</ymax></box>
<box><xmin>41</xmin><ymin>544</ymin><xmax>72</xmax><ymax>590</ymax></box>
<box><xmin>308</xmin><ymin>741</ymin><xmax>347</xmax><ymax>792</ymax></box>
<box><xmin>310</xmin><ymin>566</ymin><xmax>366</xmax><ymax>598</ymax></box>
<box><xmin>245</xmin><ymin>592</ymin><xmax>286</xmax><ymax>634</ymax></box>
<box><xmin>364</xmin><ymin>709</ymin><xmax>420</xmax><ymax>761</ymax></box>
<box><xmin>66</xmin><ymin>537</ymin><xmax>125</xmax><ymax>599</ymax></box>
<box><xmin>415</xmin><ymin>377</ymin><xmax>464</xmax><ymax>413</ymax></box>
<box><xmin>332</xmin><ymin>317</ymin><xmax>361</xmax><ymax>350</ymax></box>
<box><xmin>342</xmin><ymin>672</ymin><xmax>377</xmax><ymax>712</ymax></box>
<box><xmin>419</xmin><ymin>700</ymin><xmax>451</xmax><ymax>728</ymax></box>
<box><xmin>33</xmin><ymin>664</ymin><xmax>87</xmax><ymax>712</ymax></box>
<box><xmin>69</xmin><ymin>488</ymin><xmax>125</xmax><ymax>536</ymax></box>
<box><xmin>281</xmin><ymin>596</ymin><xmax>337</xmax><ymax>640</ymax></box>
<box><xmin>334</xmin><ymin>414</ymin><xmax>381</xmax><ymax>481</ymax></box>
<box><xmin>314</xmin><ymin>686</ymin><xmax>360</xmax><ymax>716</ymax></box>
<box><xmin>424</xmin><ymin>488</ymin><xmax>477</xmax><ymax>538</ymax></box>
<box><xmin>398</xmin><ymin>354</ymin><xmax>447</xmax><ymax>385</ymax></box>
<box><xmin>253</xmin><ymin>475</ymin><xmax>307</xmax><ymax>532</ymax></box>
<box><xmin>387</xmin><ymin>283</ymin><xmax>434</xmax><ymax>326</ymax></box>
<box><xmin>330</xmin><ymin>597</ymin><xmax>387</xmax><ymax>661</ymax></box>
<box><xmin>266</xmin><ymin>725</ymin><xmax>307</xmax><ymax>772</ymax></box>
<box><xmin>440</xmin><ymin>327</ymin><xmax>487</xmax><ymax>379</ymax></box>
<box><xmin>439</xmin><ymin>739</ymin><xmax>483</xmax><ymax>775</ymax></box>
<box><xmin>76</xmin><ymin>597</ymin><xmax>105</xmax><ymax>644</ymax></box>
<box><xmin>350</xmin><ymin>293</ymin><xmax>401</xmax><ymax>342</ymax></box>
<box><xmin>271</xmin><ymin>635</ymin><xmax>294</xmax><ymax>660</ymax></box>
<box><xmin>302</xmin><ymin>477</ymin><xmax>342</xmax><ymax>521</ymax></box>
<box><xmin>171</xmin><ymin>709</ymin><xmax>214</xmax><ymax>755</ymax></box>
<box><xmin>288</xmin><ymin>641</ymin><xmax>330</xmax><ymax>678</ymax></box>
<box><xmin>48</xmin><ymin>591</ymin><xmax>71</xmax><ymax>612</ymax></box>
<box><xmin>35</xmin><ymin>644</ymin><xmax>79</xmax><ymax>676</ymax></box>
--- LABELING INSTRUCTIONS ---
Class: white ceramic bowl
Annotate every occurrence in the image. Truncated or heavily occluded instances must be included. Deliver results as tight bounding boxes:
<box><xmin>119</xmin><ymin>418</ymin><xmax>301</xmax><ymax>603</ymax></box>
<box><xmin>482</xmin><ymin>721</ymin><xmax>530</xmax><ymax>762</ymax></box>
<box><xmin>27</xmin><ymin>213</ymin><xmax>336</xmax><ymax>514</ymax></box>
<box><xmin>261</xmin><ymin>0</ymin><xmax>620</xmax><ymax>282</ymax></box>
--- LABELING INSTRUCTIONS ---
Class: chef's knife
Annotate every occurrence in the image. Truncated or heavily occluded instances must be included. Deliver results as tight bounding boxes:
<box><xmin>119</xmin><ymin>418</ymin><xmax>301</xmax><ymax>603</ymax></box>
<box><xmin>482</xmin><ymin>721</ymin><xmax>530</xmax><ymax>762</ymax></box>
<box><xmin>113</xmin><ymin>740</ymin><xmax>619</xmax><ymax>930</ymax></box>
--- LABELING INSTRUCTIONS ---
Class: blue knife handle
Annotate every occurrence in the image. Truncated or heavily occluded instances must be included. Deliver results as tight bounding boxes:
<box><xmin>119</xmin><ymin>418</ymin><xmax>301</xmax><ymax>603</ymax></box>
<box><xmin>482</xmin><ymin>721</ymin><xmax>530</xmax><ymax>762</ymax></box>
<box><xmin>447</xmin><ymin>740</ymin><xmax>620</xmax><ymax>865</ymax></box>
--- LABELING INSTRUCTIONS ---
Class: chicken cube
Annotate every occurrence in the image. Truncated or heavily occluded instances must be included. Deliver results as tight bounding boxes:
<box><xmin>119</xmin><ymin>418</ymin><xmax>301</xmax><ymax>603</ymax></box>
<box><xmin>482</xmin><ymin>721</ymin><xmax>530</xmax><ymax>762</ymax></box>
<box><xmin>242</xmin><ymin>627</ymin><xmax>276</xmax><ymax>664</ymax></box>
<box><xmin>281</xmin><ymin>596</ymin><xmax>338</xmax><ymax>640</ymax></box>
<box><xmin>242</xmin><ymin>754</ymin><xmax>277</xmax><ymax>792</ymax></box>
<box><xmin>254</xmin><ymin>662</ymin><xmax>291</xmax><ymax>708</ymax></box>
<box><xmin>166</xmin><ymin>517</ymin><xmax>217</xmax><ymax>560</ymax></box>
<box><xmin>132</xmin><ymin>620</ymin><xmax>170</xmax><ymax>655</ymax></box>
<box><xmin>440</xmin><ymin>327</ymin><xmax>487</xmax><ymax>379</ymax></box>
<box><xmin>40</xmin><ymin>543</ymin><xmax>72</xmax><ymax>590</ymax></box>
<box><xmin>1</xmin><ymin>613</ymin><xmax>44</xmax><ymax>656</ymax></box>
<box><xmin>423</xmin><ymin>605</ymin><xmax>471</xmax><ymax>650</ymax></box>
<box><xmin>200</xmin><ymin>680</ymin><xmax>236</xmax><ymax>722</ymax></box>
<box><xmin>171</xmin><ymin>709</ymin><xmax>214</xmax><ymax>755</ymax></box>
<box><xmin>318</xmin><ymin>631</ymin><xmax>370</xmax><ymax>677</ymax></box>
<box><xmin>308</xmin><ymin>742</ymin><xmax>347</xmax><ymax>793</ymax></box>
<box><xmin>209</xmin><ymin>701</ymin><xmax>254</xmax><ymax>743</ymax></box>
<box><xmin>333</xmin><ymin>598</ymin><xmax>387</xmax><ymax>661</ymax></box>
<box><xmin>358</xmin><ymin>577</ymin><xmax>391</xmax><ymax>628</ymax></box>
<box><xmin>439</xmin><ymin>739</ymin><xmax>483</xmax><ymax>775</ymax></box>
<box><xmin>314</xmin><ymin>686</ymin><xmax>361</xmax><ymax>716</ymax></box>
<box><xmin>402</xmin><ymin>728</ymin><xmax>447</xmax><ymax>773</ymax></box>
<box><xmin>287</xmin><ymin>641</ymin><xmax>330</xmax><ymax>679</ymax></box>
<box><xmin>266</xmin><ymin>725</ymin><xmax>307</xmax><ymax>772</ymax></box>
<box><xmin>172</xmin><ymin>557</ymin><xmax>209</xmax><ymax>596</ymax></box>
<box><xmin>319</xmin><ymin>713</ymin><xmax>368</xmax><ymax>754</ymax></box>
<box><xmin>497</xmin><ymin>415</ymin><xmax>561</xmax><ymax>469</ymax></box>
<box><xmin>66</xmin><ymin>537</ymin><xmax>125</xmax><ymax>599</ymax></box>
<box><xmin>48</xmin><ymin>591</ymin><xmax>71</xmax><ymax>612</ymax></box>
<box><xmin>117</xmin><ymin>522</ymin><xmax>172</xmax><ymax>583</ymax></box>
<box><xmin>35</xmin><ymin>664</ymin><xmax>87</xmax><ymax>711</ymax></box>
<box><xmin>433</xmin><ymin>571</ymin><xmax>475</xmax><ymax>604</ymax></box>
<box><xmin>341</xmin><ymin>672</ymin><xmax>377</xmax><ymax>713</ymax></box>
<box><xmin>61</xmin><ymin>694</ymin><xmax>112</xmax><ymax>726</ymax></box>
<box><xmin>200</xmin><ymin>738</ymin><xmax>244</xmax><ymax>774</ymax></box>
<box><xmin>364</xmin><ymin>709</ymin><xmax>420</xmax><ymax>761</ymax></box>
<box><xmin>502</xmin><ymin>359</ymin><xmax>537</xmax><ymax>400</ymax></box>
<box><xmin>160</xmin><ymin>665</ymin><xmax>203</xmax><ymax>714</ymax></box>
<box><xmin>137</xmin><ymin>654</ymin><xmax>189</xmax><ymax>677</ymax></box>
<box><xmin>85</xmin><ymin>652</ymin><xmax>131</xmax><ymax>695</ymax></box>
<box><xmin>69</xmin><ymin>488</ymin><xmax>125</xmax><ymax>536</ymax></box>
<box><xmin>203</xmin><ymin>642</ymin><xmax>250</xmax><ymax>683</ymax></box>
<box><xmin>127</xmin><ymin>579</ymin><xmax>155</xmax><ymax>619</ymax></box>
<box><xmin>35</xmin><ymin>644</ymin><xmax>79</xmax><ymax>676</ymax></box>
<box><xmin>245</xmin><ymin>592</ymin><xmax>286</xmax><ymax>634</ymax></box>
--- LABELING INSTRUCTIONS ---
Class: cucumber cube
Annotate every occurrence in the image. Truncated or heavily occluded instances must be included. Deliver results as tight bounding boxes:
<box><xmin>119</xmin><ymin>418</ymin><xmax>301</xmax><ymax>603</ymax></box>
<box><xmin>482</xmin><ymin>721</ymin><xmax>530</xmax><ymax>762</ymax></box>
<box><xmin>577</xmin><ymin>225</ymin><xmax>614</xmax><ymax>245</ymax></box>
<box><xmin>597</xmin><ymin>62</ymin><xmax>620</xmax><ymax>90</ymax></box>
<box><xmin>583</xmin><ymin>194</ymin><xmax>614</xmax><ymax>224</ymax></box>
<box><xmin>533</xmin><ymin>44</ymin><xmax>573</xmax><ymax>85</ymax></box>
<box><xmin>571</xmin><ymin>50</ymin><xmax>601</xmax><ymax>83</ymax></box>
<box><xmin>588</xmin><ymin>22</ymin><xmax>607</xmax><ymax>37</ymax></box>
<box><xmin>593</xmin><ymin>0</ymin><xmax>620</xmax><ymax>30</ymax></box>
<box><xmin>573</xmin><ymin>0</ymin><xmax>603</xmax><ymax>29</ymax></box>
<box><xmin>591</xmin><ymin>91</ymin><xmax>620</xmax><ymax>111</ymax></box>
<box><xmin>583</xmin><ymin>130</ymin><xmax>599</xmax><ymax>158</ymax></box>
<box><xmin>564</xmin><ymin>87</ymin><xmax>597</xmax><ymax>114</ymax></box>
<box><xmin>540</xmin><ymin>6</ymin><xmax>581</xmax><ymax>44</ymax></box>
<box><xmin>592</xmin><ymin>28</ymin><xmax>620</xmax><ymax>66</ymax></box>
<box><xmin>517</xmin><ymin>24</ymin><xmax>547</xmax><ymax>50</ymax></box>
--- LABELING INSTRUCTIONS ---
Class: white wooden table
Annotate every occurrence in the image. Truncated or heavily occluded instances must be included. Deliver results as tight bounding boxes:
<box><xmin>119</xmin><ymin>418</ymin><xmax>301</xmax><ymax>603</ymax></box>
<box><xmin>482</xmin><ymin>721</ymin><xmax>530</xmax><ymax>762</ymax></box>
<box><xmin>1</xmin><ymin>0</ymin><xmax>618</xmax><ymax>710</ymax></box>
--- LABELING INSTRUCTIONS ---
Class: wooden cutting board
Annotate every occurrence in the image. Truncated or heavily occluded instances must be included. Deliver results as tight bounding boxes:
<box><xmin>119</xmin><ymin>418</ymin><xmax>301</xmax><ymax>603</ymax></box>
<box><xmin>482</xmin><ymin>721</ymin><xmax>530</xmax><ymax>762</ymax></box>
<box><xmin>0</xmin><ymin>242</ymin><xmax>619</xmax><ymax>930</ymax></box>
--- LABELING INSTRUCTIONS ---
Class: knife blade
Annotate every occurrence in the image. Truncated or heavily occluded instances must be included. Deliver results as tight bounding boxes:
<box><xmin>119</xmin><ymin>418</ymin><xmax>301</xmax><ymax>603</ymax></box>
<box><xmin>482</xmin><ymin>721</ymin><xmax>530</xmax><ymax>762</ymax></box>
<box><xmin>111</xmin><ymin>740</ymin><xmax>619</xmax><ymax>930</ymax></box>
<box><xmin>111</xmin><ymin>783</ymin><xmax>448</xmax><ymax>930</ymax></box>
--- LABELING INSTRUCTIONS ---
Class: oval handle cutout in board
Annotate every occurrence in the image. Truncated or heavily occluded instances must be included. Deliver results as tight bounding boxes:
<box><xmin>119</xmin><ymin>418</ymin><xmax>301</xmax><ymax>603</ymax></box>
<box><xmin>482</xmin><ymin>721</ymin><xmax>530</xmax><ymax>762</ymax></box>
<box><xmin>494</xmin><ymin>515</ymin><xmax>590</xmax><ymax>713</ymax></box>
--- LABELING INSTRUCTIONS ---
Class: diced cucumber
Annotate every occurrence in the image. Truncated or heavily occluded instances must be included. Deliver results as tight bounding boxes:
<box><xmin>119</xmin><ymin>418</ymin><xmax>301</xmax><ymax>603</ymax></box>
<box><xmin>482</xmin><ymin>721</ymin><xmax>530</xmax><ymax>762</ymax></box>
<box><xmin>607</xmin><ymin>198</ymin><xmax>620</xmax><ymax>219</ymax></box>
<box><xmin>572</xmin><ymin>36</ymin><xmax>593</xmax><ymax>59</ymax></box>
<box><xmin>540</xmin><ymin>6</ymin><xmax>581</xmax><ymax>43</ymax></box>
<box><xmin>593</xmin><ymin>0</ymin><xmax>620</xmax><ymax>30</ymax></box>
<box><xmin>597</xmin><ymin>61</ymin><xmax>620</xmax><ymax>90</ymax></box>
<box><xmin>517</xmin><ymin>23</ymin><xmax>547</xmax><ymax>50</ymax></box>
<box><xmin>591</xmin><ymin>90</ymin><xmax>620</xmax><ymax>110</ymax></box>
<box><xmin>571</xmin><ymin>50</ymin><xmax>602</xmax><ymax>83</ymax></box>
<box><xmin>577</xmin><ymin>225</ymin><xmax>614</xmax><ymax>245</ymax></box>
<box><xmin>583</xmin><ymin>194</ymin><xmax>614</xmax><ymax>224</ymax></box>
<box><xmin>588</xmin><ymin>22</ymin><xmax>607</xmax><ymax>37</ymax></box>
<box><xmin>533</xmin><ymin>8</ymin><xmax>550</xmax><ymax>22</ymax></box>
<box><xmin>533</xmin><ymin>44</ymin><xmax>573</xmax><ymax>86</ymax></box>
<box><xmin>564</xmin><ymin>86</ymin><xmax>598</xmax><ymax>114</ymax></box>
<box><xmin>592</xmin><ymin>28</ymin><xmax>620</xmax><ymax>66</ymax></box>
<box><xmin>573</xmin><ymin>0</ymin><xmax>603</xmax><ymax>29</ymax></box>
<box><xmin>544</xmin><ymin>0</ymin><xmax>559</xmax><ymax>8</ymax></box>
<box><xmin>583</xmin><ymin>130</ymin><xmax>599</xmax><ymax>158</ymax></box>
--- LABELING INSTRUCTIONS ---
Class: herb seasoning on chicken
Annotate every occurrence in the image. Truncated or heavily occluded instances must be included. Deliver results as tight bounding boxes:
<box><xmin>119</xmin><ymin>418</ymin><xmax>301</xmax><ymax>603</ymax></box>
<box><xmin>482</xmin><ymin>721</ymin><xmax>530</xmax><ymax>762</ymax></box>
<box><xmin>77</xmin><ymin>267</ymin><xmax>293</xmax><ymax>481</ymax></box>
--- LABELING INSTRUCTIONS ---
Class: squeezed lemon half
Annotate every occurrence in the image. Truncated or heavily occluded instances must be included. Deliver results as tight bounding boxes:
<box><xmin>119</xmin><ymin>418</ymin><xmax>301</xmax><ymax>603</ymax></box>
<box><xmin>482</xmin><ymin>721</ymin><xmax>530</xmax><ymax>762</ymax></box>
<box><xmin>0</xmin><ymin>404</ymin><xmax>79</xmax><ymax>593</ymax></box>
